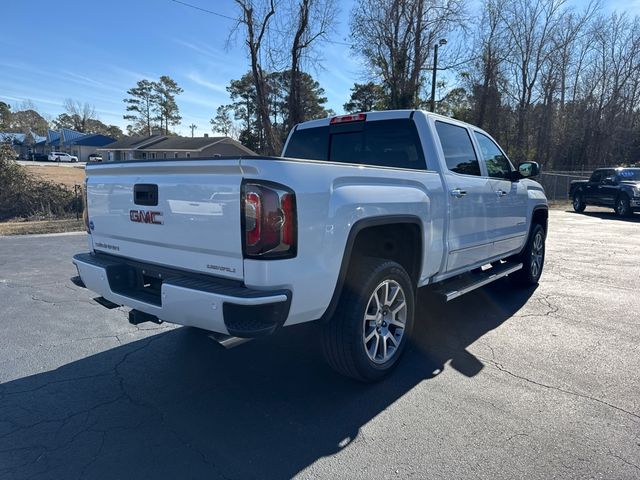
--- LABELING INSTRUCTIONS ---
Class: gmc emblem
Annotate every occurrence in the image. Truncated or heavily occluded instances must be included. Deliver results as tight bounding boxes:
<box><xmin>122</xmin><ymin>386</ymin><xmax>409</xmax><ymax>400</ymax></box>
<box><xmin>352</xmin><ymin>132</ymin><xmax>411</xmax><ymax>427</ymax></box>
<box><xmin>129</xmin><ymin>210</ymin><xmax>163</xmax><ymax>225</ymax></box>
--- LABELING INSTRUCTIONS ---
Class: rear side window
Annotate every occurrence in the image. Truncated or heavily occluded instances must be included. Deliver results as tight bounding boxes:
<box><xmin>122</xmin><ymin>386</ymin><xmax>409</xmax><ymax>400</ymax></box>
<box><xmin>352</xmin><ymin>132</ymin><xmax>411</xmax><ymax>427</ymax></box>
<box><xmin>284</xmin><ymin>119</ymin><xmax>427</xmax><ymax>170</ymax></box>
<box><xmin>435</xmin><ymin>121</ymin><xmax>481</xmax><ymax>176</ymax></box>
<box><xmin>284</xmin><ymin>126</ymin><xmax>330</xmax><ymax>161</ymax></box>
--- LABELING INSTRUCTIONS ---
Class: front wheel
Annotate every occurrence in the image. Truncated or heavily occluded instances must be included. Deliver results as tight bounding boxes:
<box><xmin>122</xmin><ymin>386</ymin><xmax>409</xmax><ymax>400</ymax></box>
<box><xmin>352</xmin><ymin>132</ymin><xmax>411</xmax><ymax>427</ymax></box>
<box><xmin>511</xmin><ymin>223</ymin><xmax>546</xmax><ymax>287</ymax></box>
<box><xmin>614</xmin><ymin>195</ymin><xmax>631</xmax><ymax>217</ymax></box>
<box><xmin>322</xmin><ymin>258</ymin><xmax>415</xmax><ymax>382</ymax></box>
<box><xmin>572</xmin><ymin>191</ymin><xmax>586</xmax><ymax>212</ymax></box>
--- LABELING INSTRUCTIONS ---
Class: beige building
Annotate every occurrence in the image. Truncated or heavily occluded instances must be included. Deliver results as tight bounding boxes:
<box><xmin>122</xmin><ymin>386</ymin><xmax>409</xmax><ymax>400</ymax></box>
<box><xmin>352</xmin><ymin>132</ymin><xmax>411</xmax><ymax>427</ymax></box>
<box><xmin>98</xmin><ymin>135</ymin><xmax>256</xmax><ymax>162</ymax></box>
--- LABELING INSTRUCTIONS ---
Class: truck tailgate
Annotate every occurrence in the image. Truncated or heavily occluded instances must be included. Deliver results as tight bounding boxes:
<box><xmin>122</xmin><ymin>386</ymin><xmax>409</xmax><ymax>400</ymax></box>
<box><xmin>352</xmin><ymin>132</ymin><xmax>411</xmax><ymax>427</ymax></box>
<box><xmin>86</xmin><ymin>160</ymin><xmax>244</xmax><ymax>280</ymax></box>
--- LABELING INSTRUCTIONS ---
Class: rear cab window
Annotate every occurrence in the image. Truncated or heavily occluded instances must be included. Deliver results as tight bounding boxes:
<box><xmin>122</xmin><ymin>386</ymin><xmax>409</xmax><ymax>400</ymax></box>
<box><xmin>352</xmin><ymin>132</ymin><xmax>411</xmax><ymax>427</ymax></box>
<box><xmin>434</xmin><ymin>121</ymin><xmax>481</xmax><ymax>176</ymax></box>
<box><xmin>283</xmin><ymin>118</ymin><xmax>427</xmax><ymax>170</ymax></box>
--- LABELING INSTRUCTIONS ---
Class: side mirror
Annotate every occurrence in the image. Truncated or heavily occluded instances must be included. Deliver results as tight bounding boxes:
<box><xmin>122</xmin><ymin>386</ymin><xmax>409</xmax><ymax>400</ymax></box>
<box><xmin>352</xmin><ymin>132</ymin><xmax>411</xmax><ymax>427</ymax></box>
<box><xmin>602</xmin><ymin>176</ymin><xmax>616</xmax><ymax>185</ymax></box>
<box><xmin>517</xmin><ymin>161</ymin><xmax>539</xmax><ymax>178</ymax></box>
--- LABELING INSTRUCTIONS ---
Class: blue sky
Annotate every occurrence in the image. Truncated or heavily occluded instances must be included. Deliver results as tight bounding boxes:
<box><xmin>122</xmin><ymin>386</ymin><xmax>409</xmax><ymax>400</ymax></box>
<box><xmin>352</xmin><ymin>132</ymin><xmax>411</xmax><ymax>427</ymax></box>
<box><xmin>0</xmin><ymin>0</ymin><xmax>635</xmax><ymax>136</ymax></box>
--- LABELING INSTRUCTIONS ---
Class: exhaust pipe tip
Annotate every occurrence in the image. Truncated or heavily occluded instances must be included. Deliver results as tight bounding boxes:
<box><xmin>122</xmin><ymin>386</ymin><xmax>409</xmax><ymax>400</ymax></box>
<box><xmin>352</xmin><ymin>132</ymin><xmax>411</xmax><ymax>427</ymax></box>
<box><xmin>128</xmin><ymin>309</ymin><xmax>163</xmax><ymax>326</ymax></box>
<box><xmin>207</xmin><ymin>332</ymin><xmax>252</xmax><ymax>349</ymax></box>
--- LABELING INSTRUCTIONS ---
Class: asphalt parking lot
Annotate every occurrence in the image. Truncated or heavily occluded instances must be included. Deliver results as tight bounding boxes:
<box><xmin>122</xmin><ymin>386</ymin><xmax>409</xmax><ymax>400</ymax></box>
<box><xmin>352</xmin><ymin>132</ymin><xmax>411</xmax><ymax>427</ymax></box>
<box><xmin>1</xmin><ymin>209</ymin><xmax>639</xmax><ymax>480</ymax></box>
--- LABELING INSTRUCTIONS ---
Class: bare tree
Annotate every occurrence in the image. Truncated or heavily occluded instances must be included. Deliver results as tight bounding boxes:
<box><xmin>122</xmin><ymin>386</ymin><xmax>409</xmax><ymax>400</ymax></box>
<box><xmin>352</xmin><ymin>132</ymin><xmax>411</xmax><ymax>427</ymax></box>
<box><xmin>286</xmin><ymin>0</ymin><xmax>336</xmax><ymax>127</ymax></box>
<box><xmin>470</xmin><ymin>0</ymin><xmax>508</xmax><ymax>130</ymax></box>
<box><xmin>63</xmin><ymin>99</ymin><xmax>97</xmax><ymax>132</ymax></box>
<box><xmin>233</xmin><ymin>0</ymin><xmax>280</xmax><ymax>155</ymax></box>
<box><xmin>498</xmin><ymin>0</ymin><xmax>567</xmax><ymax>157</ymax></box>
<box><xmin>351</xmin><ymin>0</ymin><xmax>467</xmax><ymax>109</ymax></box>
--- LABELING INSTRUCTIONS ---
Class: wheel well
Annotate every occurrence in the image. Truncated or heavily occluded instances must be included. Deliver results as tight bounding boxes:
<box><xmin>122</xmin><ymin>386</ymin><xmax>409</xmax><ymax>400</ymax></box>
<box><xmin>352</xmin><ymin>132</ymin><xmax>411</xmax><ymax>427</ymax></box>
<box><xmin>532</xmin><ymin>208</ymin><xmax>548</xmax><ymax>233</ymax></box>
<box><xmin>350</xmin><ymin>223</ymin><xmax>422</xmax><ymax>285</ymax></box>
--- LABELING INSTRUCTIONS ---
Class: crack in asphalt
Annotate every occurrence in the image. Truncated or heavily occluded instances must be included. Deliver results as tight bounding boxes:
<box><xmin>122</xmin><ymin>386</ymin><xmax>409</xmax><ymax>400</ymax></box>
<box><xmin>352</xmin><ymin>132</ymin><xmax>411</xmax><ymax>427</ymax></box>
<box><xmin>609</xmin><ymin>451</ymin><xmax>640</xmax><ymax>472</ymax></box>
<box><xmin>480</xmin><ymin>355</ymin><xmax>640</xmax><ymax>422</ymax></box>
<box><xmin>505</xmin><ymin>433</ymin><xmax>529</xmax><ymax>443</ymax></box>
<box><xmin>0</xmin><ymin>372</ymin><xmax>114</xmax><ymax>399</ymax></box>
<box><xmin>107</xmin><ymin>336</ymin><xmax>234</xmax><ymax>479</ymax></box>
<box><xmin>78</xmin><ymin>429</ymin><xmax>106</xmax><ymax>480</ymax></box>
<box><xmin>29</xmin><ymin>294</ymin><xmax>97</xmax><ymax>307</ymax></box>
<box><xmin>512</xmin><ymin>294</ymin><xmax>565</xmax><ymax>320</ymax></box>
<box><xmin>0</xmin><ymin>336</ymin><xmax>168</xmax><ymax>477</ymax></box>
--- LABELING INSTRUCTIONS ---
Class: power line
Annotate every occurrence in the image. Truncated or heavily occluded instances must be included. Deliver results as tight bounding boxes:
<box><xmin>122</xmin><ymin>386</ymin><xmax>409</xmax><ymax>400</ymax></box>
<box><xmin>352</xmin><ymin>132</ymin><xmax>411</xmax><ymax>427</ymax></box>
<box><xmin>168</xmin><ymin>0</ymin><xmax>351</xmax><ymax>46</ymax></box>
<box><xmin>169</xmin><ymin>0</ymin><xmax>236</xmax><ymax>21</ymax></box>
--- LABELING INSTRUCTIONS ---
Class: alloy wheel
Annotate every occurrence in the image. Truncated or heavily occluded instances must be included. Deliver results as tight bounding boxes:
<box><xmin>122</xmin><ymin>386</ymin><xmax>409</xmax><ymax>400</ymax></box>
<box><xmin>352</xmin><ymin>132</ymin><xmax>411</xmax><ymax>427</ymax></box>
<box><xmin>362</xmin><ymin>280</ymin><xmax>407</xmax><ymax>364</ymax></box>
<box><xmin>531</xmin><ymin>231</ymin><xmax>544</xmax><ymax>279</ymax></box>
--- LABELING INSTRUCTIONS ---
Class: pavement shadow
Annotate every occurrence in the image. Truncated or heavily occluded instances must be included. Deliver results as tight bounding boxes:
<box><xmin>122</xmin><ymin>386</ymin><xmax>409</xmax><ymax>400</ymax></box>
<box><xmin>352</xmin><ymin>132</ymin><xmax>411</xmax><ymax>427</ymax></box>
<box><xmin>566</xmin><ymin>210</ymin><xmax>640</xmax><ymax>223</ymax></box>
<box><xmin>0</xmin><ymin>279</ymin><xmax>534</xmax><ymax>480</ymax></box>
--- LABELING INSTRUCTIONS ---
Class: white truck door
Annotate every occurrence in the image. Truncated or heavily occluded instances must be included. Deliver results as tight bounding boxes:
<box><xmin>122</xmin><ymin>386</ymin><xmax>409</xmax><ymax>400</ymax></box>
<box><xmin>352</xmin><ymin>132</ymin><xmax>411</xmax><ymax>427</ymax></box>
<box><xmin>434</xmin><ymin>120</ymin><xmax>492</xmax><ymax>273</ymax></box>
<box><xmin>473</xmin><ymin>131</ymin><xmax>528</xmax><ymax>257</ymax></box>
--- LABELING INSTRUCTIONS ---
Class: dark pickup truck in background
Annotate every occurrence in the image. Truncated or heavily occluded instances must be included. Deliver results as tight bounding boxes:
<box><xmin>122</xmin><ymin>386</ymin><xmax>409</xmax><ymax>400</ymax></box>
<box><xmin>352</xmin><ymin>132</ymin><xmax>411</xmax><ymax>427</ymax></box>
<box><xmin>570</xmin><ymin>167</ymin><xmax>640</xmax><ymax>217</ymax></box>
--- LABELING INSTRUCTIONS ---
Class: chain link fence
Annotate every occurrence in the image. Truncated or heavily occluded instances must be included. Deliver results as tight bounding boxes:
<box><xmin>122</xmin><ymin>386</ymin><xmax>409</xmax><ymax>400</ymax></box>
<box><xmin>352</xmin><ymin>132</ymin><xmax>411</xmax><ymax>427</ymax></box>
<box><xmin>537</xmin><ymin>171</ymin><xmax>590</xmax><ymax>201</ymax></box>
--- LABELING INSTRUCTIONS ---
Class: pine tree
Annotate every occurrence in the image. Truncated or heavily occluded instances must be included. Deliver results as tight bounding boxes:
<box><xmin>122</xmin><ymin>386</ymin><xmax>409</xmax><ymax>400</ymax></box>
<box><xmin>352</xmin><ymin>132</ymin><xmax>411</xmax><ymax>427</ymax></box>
<box><xmin>123</xmin><ymin>80</ymin><xmax>156</xmax><ymax>136</ymax></box>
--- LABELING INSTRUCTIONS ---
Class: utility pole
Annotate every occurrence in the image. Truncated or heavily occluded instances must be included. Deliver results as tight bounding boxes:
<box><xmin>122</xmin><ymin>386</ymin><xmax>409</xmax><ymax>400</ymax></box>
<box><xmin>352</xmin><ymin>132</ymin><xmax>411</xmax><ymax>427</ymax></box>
<box><xmin>189</xmin><ymin>123</ymin><xmax>197</xmax><ymax>137</ymax></box>
<box><xmin>430</xmin><ymin>38</ymin><xmax>447</xmax><ymax>113</ymax></box>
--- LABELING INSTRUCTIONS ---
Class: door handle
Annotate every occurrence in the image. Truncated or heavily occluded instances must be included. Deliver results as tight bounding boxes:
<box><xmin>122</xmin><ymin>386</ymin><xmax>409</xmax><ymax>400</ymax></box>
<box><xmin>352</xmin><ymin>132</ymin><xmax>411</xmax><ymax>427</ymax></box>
<box><xmin>450</xmin><ymin>188</ymin><xmax>467</xmax><ymax>198</ymax></box>
<box><xmin>495</xmin><ymin>190</ymin><xmax>507</xmax><ymax>197</ymax></box>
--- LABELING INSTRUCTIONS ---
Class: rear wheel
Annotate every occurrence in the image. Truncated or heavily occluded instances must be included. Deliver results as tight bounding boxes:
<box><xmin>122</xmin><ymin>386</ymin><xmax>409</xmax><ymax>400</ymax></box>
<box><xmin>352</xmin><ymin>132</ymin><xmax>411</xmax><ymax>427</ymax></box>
<box><xmin>322</xmin><ymin>258</ymin><xmax>414</xmax><ymax>382</ymax></box>
<box><xmin>614</xmin><ymin>195</ymin><xmax>631</xmax><ymax>217</ymax></box>
<box><xmin>572</xmin><ymin>191</ymin><xmax>586</xmax><ymax>212</ymax></box>
<box><xmin>510</xmin><ymin>223</ymin><xmax>545</xmax><ymax>287</ymax></box>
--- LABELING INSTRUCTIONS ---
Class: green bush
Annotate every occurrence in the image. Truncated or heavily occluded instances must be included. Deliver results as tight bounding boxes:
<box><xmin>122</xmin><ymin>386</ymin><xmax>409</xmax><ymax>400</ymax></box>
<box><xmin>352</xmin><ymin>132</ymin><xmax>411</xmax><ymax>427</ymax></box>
<box><xmin>0</xmin><ymin>145</ymin><xmax>79</xmax><ymax>221</ymax></box>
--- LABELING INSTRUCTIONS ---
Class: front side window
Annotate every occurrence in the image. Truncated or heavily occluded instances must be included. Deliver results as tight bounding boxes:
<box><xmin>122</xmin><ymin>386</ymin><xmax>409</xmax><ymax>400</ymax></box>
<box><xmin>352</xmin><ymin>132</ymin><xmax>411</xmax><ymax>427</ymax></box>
<box><xmin>475</xmin><ymin>132</ymin><xmax>513</xmax><ymax>179</ymax></box>
<box><xmin>589</xmin><ymin>171</ymin><xmax>603</xmax><ymax>183</ymax></box>
<box><xmin>435</xmin><ymin>121</ymin><xmax>481</xmax><ymax>176</ymax></box>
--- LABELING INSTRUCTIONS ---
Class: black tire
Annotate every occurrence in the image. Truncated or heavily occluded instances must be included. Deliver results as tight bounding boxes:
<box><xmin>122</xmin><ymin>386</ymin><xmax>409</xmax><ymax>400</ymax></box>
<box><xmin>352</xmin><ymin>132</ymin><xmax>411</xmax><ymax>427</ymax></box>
<box><xmin>322</xmin><ymin>258</ymin><xmax>415</xmax><ymax>382</ymax></box>
<box><xmin>510</xmin><ymin>223</ymin><xmax>546</xmax><ymax>287</ymax></box>
<box><xmin>614</xmin><ymin>194</ymin><xmax>631</xmax><ymax>217</ymax></box>
<box><xmin>572</xmin><ymin>191</ymin><xmax>586</xmax><ymax>212</ymax></box>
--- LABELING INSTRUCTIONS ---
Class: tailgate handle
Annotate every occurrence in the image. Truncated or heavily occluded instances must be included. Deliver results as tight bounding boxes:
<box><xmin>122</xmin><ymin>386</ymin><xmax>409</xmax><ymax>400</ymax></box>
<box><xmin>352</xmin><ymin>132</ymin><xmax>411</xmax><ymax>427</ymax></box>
<box><xmin>134</xmin><ymin>184</ymin><xmax>158</xmax><ymax>206</ymax></box>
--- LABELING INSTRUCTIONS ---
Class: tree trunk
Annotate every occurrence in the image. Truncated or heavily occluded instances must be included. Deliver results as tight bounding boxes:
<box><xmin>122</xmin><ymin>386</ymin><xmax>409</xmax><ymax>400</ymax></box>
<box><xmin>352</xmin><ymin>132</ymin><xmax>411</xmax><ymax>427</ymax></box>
<box><xmin>238</xmin><ymin>0</ymin><xmax>279</xmax><ymax>155</ymax></box>
<box><xmin>288</xmin><ymin>0</ymin><xmax>310</xmax><ymax>129</ymax></box>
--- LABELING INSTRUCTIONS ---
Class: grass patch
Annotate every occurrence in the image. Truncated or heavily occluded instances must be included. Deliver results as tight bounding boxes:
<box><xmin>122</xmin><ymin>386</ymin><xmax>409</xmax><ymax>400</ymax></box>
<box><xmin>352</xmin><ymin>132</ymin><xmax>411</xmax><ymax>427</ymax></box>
<box><xmin>26</xmin><ymin>164</ymin><xmax>85</xmax><ymax>188</ymax></box>
<box><xmin>0</xmin><ymin>218</ymin><xmax>85</xmax><ymax>236</ymax></box>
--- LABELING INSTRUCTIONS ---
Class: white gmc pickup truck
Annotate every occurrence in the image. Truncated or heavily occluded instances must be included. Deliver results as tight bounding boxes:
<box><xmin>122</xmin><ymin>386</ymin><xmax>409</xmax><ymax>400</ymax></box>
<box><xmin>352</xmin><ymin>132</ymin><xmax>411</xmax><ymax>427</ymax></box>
<box><xmin>73</xmin><ymin>110</ymin><xmax>548</xmax><ymax>381</ymax></box>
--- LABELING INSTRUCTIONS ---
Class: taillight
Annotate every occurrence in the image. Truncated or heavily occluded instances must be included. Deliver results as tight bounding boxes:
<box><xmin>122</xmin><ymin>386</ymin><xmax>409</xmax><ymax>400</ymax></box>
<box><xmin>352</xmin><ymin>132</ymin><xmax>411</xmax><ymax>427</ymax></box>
<box><xmin>244</xmin><ymin>192</ymin><xmax>261</xmax><ymax>246</ymax></box>
<box><xmin>242</xmin><ymin>182</ymin><xmax>297</xmax><ymax>259</ymax></box>
<box><xmin>280</xmin><ymin>193</ymin><xmax>294</xmax><ymax>246</ymax></box>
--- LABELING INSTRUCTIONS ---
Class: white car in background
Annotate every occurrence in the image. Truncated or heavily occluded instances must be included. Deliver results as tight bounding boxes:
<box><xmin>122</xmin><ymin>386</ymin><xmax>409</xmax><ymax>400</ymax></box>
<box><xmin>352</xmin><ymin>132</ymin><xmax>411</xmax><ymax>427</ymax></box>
<box><xmin>48</xmin><ymin>152</ymin><xmax>78</xmax><ymax>162</ymax></box>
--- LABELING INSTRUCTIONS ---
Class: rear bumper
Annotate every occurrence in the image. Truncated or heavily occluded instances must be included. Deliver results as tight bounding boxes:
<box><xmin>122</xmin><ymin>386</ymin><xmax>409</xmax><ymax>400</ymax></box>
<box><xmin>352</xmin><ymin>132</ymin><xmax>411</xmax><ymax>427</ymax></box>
<box><xmin>72</xmin><ymin>253</ymin><xmax>291</xmax><ymax>337</ymax></box>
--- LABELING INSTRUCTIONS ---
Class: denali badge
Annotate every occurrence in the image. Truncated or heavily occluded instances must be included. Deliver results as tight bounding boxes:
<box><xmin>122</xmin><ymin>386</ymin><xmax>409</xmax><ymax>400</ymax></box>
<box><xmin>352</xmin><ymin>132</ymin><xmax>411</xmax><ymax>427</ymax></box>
<box><xmin>207</xmin><ymin>264</ymin><xmax>237</xmax><ymax>273</ymax></box>
<box><xmin>130</xmin><ymin>210</ymin><xmax>163</xmax><ymax>225</ymax></box>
